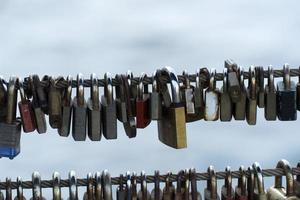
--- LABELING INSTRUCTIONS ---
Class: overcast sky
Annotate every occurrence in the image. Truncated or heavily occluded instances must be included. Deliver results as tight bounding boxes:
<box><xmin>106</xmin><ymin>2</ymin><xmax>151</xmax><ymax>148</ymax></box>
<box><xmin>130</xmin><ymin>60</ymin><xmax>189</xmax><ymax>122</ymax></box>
<box><xmin>0</xmin><ymin>0</ymin><xmax>299</xmax><ymax>198</ymax></box>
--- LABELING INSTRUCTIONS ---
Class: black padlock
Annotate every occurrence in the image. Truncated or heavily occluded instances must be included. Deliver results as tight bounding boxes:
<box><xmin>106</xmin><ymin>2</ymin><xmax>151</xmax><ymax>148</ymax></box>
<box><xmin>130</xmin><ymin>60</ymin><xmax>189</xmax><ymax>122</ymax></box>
<box><xmin>276</xmin><ymin>64</ymin><xmax>297</xmax><ymax>121</ymax></box>
<box><xmin>0</xmin><ymin>76</ymin><xmax>21</xmax><ymax>159</ymax></box>
<box><xmin>72</xmin><ymin>73</ymin><xmax>87</xmax><ymax>141</ymax></box>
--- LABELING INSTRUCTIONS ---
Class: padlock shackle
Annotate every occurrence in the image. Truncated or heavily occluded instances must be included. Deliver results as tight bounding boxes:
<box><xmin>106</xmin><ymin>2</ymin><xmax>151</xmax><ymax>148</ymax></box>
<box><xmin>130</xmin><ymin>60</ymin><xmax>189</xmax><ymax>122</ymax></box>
<box><xmin>32</xmin><ymin>171</ymin><xmax>42</xmax><ymax>200</ymax></box>
<box><xmin>238</xmin><ymin>66</ymin><xmax>244</xmax><ymax>87</ymax></box>
<box><xmin>141</xmin><ymin>171</ymin><xmax>147</xmax><ymax>197</ymax></box>
<box><xmin>196</xmin><ymin>69</ymin><xmax>201</xmax><ymax>89</ymax></box>
<box><xmin>268</xmin><ymin>66</ymin><xmax>275</xmax><ymax>92</ymax></box>
<box><xmin>238</xmin><ymin>166</ymin><xmax>247</xmax><ymax>196</ymax></box>
<box><xmin>16</xmin><ymin>176</ymin><xmax>24</xmax><ymax>200</ymax></box>
<box><xmin>94</xmin><ymin>172</ymin><xmax>102</xmax><ymax>199</ymax></box>
<box><xmin>283</xmin><ymin>63</ymin><xmax>291</xmax><ymax>89</ymax></box>
<box><xmin>76</xmin><ymin>73</ymin><xmax>85</xmax><ymax>106</ymax></box>
<box><xmin>207</xmin><ymin>165</ymin><xmax>217</xmax><ymax>199</ymax></box>
<box><xmin>104</xmin><ymin>72</ymin><xmax>113</xmax><ymax>105</ymax></box>
<box><xmin>5</xmin><ymin>178</ymin><xmax>12</xmax><ymax>200</ymax></box>
<box><xmin>18</xmin><ymin>79</ymin><xmax>26</xmax><ymax>102</ymax></box>
<box><xmin>52</xmin><ymin>171</ymin><xmax>61</xmax><ymax>200</ymax></box>
<box><xmin>247</xmin><ymin>166</ymin><xmax>255</xmax><ymax>200</ymax></box>
<box><xmin>249</xmin><ymin>66</ymin><xmax>256</xmax><ymax>99</ymax></box>
<box><xmin>6</xmin><ymin>76</ymin><xmax>18</xmax><ymax>124</ymax></box>
<box><xmin>209</xmin><ymin>68</ymin><xmax>216</xmax><ymax>90</ymax></box>
<box><xmin>137</xmin><ymin>72</ymin><xmax>147</xmax><ymax>100</ymax></box>
<box><xmin>102</xmin><ymin>170</ymin><xmax>113</xmax><ymax>200</ymax></box>
<box><xmin>190</xmin><ymin>168</ymin><xmax>198</xmax><ymax>197</ymax></box>
<box><xmin>68</xmin><ymin>170</ymin><xmax>78</xmax><ymax>200</ymax></box>
<box><xmin>90</xmin><ymin>73</ymin><xmax>100</xmax><ymax>109</ymax></box>
<box><xmin>152</xmin><ymin>69</ymin><xmax>160</xmax><ymax>92</ymax></box>
<box><xmin>225</xmin><ymin>166</ymin><xmax>232</xmax><ymax>197</ymax></box>
<box><xmin>63</xmin><ymin>75</ymin><xmax>73</xmax><ymax>106</ymax></box>
<box><xmin>182</xmin><ymin>70</ymin><xmax>191</xmax><ymax>89</ymax></box>
<box><xmin>176</xmin><ymin>170</ymin><xmax>184</xmax><ymax>193</ymax></box>
<box><xmin>161</xmin><ymin>67</ymin><xmax>181</xmax><ymax>104</ymax></box>
<box><xmin>223</xmin><ymin>68</ymin><xmax>228</xmax><ymax>92</ymax></box>
<box><xmin>86</xmin><ymin>172</ymin><xmax>94</xmax><ymax>199</ymax></box>
<box><xmin>274</xmin><ymin>159</ymin><xmax>294</xmax><ymax>196</ymax></box>
<box><xmin>131</xmin><ymin>172</ymin><xmax>138</xmax><ymax>196</ymax></box>
<box><xmin>165</xmin><ymin>172</ymin><xmax>172</xmax><ymax>192</ymax></box>
<box><xmin>252</xmin><ymin>162</ymin><xmax>265</xmax><ymax>194</ymax></box>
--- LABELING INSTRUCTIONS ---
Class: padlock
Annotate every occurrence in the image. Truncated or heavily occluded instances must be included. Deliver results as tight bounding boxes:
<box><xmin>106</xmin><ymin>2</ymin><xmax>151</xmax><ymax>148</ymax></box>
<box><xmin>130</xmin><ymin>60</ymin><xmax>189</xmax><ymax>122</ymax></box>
<box><xmin>136</xmin><ymin>73</ymin><xmax>151</xmax><ymax>128</ymax></box>
<box><xmin>264</xmin><ymin>66</ymin><xmax>277</xmax><ymax>120</ymax></box>
<box><xmin>101</xmin><ymin>72</ymin><xmax>117</xmax><ymax>140</ymax></box>
<box><xmin>189</xmin><ymin>168</ymin><xmax>201</xmax><ymax>200</ymax></box>
<box><xmin>102</xmin><ymin>170</ymin><xmax>112</xmax><ymax>200</ymax></box>
<box><xmin>58</xmin><ymin>75</ymin><xmax>73</xmax><ymax>137</ymax></box>
<box><xmin>117</xmin><ymin>174</ymin><xmax>126</xmax><ymax>200</ymax></box>
<box><xmin>30</xmin><ymin>76</ymin><xmax>47</xmax><ymax>134</ymax></box>
<box><xmin>182</xmin><ymin>70</ymin><xmax>203</xmax><ymax>122</ymax></box>
<box><xmin>204</xmin><ymin>69</ymin><xmax>219</xmax><ymax>121</ymax></box>
<box><xmin>87</xmin><ymin>73</ymin><xmax>101</xmax><ymax>141</ymax></box>
<box><xmin>150</xmin><ymin>70</ymin><xmax>162</xmax><ymax>120</ymax></box>
<box><xmin>18</xmin><ymin>79</ymin><xmax>36</xmax><ymax>133</ymax></box>
<box><xmin>183</xmin><ymin>169</ymin><xmax>191</xmax><ymax>200</ymax></box>
<box><xmin>224</xmin><ymin>59</ymin><xmax>241</xmax><ymax>103</ymax></box>
<box><xmin>31</xmin><ymin>172</ymin><xmax>46</xmax><ymax>200</ymax></box>
<box><xmin>121</xmin><ymin>74</ymin><xmax>137</xmax><ymax>138</ymax></box>
<box><xmin>204</xmin><ymin>166</ymin><xmax>219</xmax><ymax>200</ymax></box>
<box><xmin>247</xmin><ymin>166</ymin><xmax>255</xmax><ymax>200</ymax></box>
<box><xmin>32</xmin><ymin>75</ymin><xmax>48</xmax><ymax>115</ymax></box>
<box><xmin>294</xmin><ymin>163</ymin><xmax>300</xmax><ymax>198</ymax></box>
<box><xmin>220</xmin><ymin>68</ymin><xmax>232</xmax><ymax>122</ymax></box>
<box><xmin>162</xmin><ymin>172</ymin><xmax>175</xmax><ymax>200</ymax></box>
<box><xmin>52</xmin><ymin>172</ymin><xmax>61</xmax><ymax>200</ymax></box>
<box><xmin>83</xmin><ymin>173</ymin><xmax>94</xmax><ymax>200</ymax></box>
<box><xmin>175</xmin><ymin>170</ymin><xmax>185</xmax><ymax>200</ymax></box>
<box><xmin>277</xmin><ymin>64</ymin><xmax>297</xmax><ymax>121</ymax></box>
<box><xmin>137</xmin><ymin>171</ymin><xmax>150</xmax><ymax>200</ymax></box>
<box><xmin>0</xmin><ymin>76</ymin><xmax>21</xmax><ymax>159</ymax></box>
<box><xmin>131</xmin><ymin>172</ymin><xmax>138</xmax><ymax>200</ymax></box>
<box><xmin>68</xmin><ymin>171</ymin><xmax>78</xmax><ymax>200</ymax></box>
<box><xmin>235</xmin><ymin>166</ymin><xmax>247</xmax><ymax>200</ymax></box>
<box><xmin>126</xmin><ymin>172</ymin><xmax>132</xmax><ymax>200</ymax></box>
<box><xmin>94</xmin><ymin>172</ymin><xmax>102</xmax><ymax>200</ymax></box>
<box><xmin>15</xmin><ymin>177</ymin><xmax>25</xmax><ymax>200</ymax></box>
<box><xmin>233</xmin><ymin>66</ymin><xmax>246</xmax><ymax>120</ymax></box>
<box><xmin>151</xmin><ymin>170</ymin><xmax>163</xmax><ymax>200</ymax></box>
<box><xmin>297</xmin><ymin>66</ymin><xmax>300</xmax><ymax>111</ymax></box>
<box><xmin>0</xmin><ymin>77</ymin><xmax>7</xmax><ymax>121</ymax></box>
<box><xmin>193</xmin><ymin>69</ymin><xmax>205</xmax><ymax>121</ymax></box>
<box><xmin>127</xmin><ymin>71</ymin><xmax>137</xmax><ymax>116</ymax></box>
<box><xmin>246</xmin><ymin>66</ymin><xmax>257</xmax><ymax>125</ymax></box>
<box><xmin>267</xmin><ymin>160</ymin><xmax>297</xmax><ymax>200</ymax></box>
<box><xmin>115</xmin><ymin>74</ymin><xmax>128</xmax><ymax>123</ymax></box>
<box><xmin>72</xmin><ymin>73</ymin><xmax>87</xmax><ymax>141</ymax></box>
<box><xmin>252</xmin><ymin>162</ymin><xmax>267</xmax><ymax>200</ymax></box>
<box><xmin>6</xmin><ymin>177</ymin><xmax>12</xmax><ymax>200</ymax></box>
<box><xmin>157</xmin><ymin>67</ymin><xmax>187</xmax><ymax>149</ymax></box>
<box><xmin>221</xmin><ymin>167</ymin><xmax>234</xmax><ymax>200</ymax></box>
<box><xmin>48</xmin><ymin>77</ymin><xmax>63</xmax><ymax>129</ymax></box>
<box><xmin>256</xmin><ymin>67</ymin><xmax>265</xmax><ymax>108</ymax></box>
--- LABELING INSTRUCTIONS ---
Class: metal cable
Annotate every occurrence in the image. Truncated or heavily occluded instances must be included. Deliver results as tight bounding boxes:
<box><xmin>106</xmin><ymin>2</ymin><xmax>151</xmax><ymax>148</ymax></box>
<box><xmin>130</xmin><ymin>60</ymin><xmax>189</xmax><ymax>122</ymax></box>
<box><xmin>0</xmin><ymin>167</ymin><xmax>299</xmax><ymax>190</ymax></box>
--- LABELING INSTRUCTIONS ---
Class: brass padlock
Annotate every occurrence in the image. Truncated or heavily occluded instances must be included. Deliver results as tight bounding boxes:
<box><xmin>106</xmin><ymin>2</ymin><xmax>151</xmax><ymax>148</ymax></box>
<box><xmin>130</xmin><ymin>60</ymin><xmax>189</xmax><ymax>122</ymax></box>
<box><xmin>157</xmin><ymin>66</ymin><xmax>187</xmax><ymax>149</ymax></box>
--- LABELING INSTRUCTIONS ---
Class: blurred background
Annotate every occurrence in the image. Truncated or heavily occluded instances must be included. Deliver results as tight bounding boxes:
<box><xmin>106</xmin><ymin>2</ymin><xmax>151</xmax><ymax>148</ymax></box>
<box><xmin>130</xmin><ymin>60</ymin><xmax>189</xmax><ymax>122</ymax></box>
<box><xmin>0</xmin><ymin>0</ymin><xmax>299</xmax><ymax>198</ymax></box>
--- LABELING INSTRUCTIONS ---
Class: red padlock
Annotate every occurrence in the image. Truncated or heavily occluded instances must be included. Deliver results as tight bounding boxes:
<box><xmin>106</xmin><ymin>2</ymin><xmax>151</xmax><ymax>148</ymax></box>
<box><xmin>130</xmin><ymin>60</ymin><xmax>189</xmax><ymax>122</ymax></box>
<box><xmin>136</xmin><ymin>73</ymin><xmax>151</xmax><ymax>128</ymax></box>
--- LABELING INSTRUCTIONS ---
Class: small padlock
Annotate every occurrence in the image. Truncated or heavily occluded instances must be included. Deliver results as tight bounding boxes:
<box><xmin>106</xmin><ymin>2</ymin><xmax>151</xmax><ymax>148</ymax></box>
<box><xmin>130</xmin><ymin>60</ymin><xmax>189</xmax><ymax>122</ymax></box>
<box><xmin>247</xmin><ymin>166</ymin><xmax>255</xmax><ymax>200</ymax></box>
<box><xmin>115</xmin><ymin>74</ymin><xmax>128</xmax><ymax>123</ymax></box>
<box><xmin>204</xmin><ymin>166</ymin><xmax>220</xmax><ymax>200</ymax></box>
<box><xmin>277</xmin><ymin>64</ymin><xmax>297</xmax><ymax>121</ymax></box>
<box><xmin>267</xmin><ymin>159</ymin><xmax>296</xmax><ymax>200</ymax></box>
<box><xmin>233</xmin><ymin>66</ymin><xmax>246</xmax><ymax>120</ymax></box>
<box><xmin>101</xmin><ymin>72</ymin><xmax>117</xmax><ymax>140</ymax></box>
<box><xmin>162</xmin><ymin>172</ymin><xmax>175</xmax><ymax>200</ymax></box>
<box><xmin>30</xmin><ymin>76</ymin><xmax>47</xmax><ymax>134</ymax></box>
<box><xmin>0</xmin><ymin>76</ymin><xmax>21</xmax><ymax>159</ymax></box>
<box><xmin>32</xmin><ymin>75</ymin><xmax>48</xmax><ymax>115</ymax></box>
<box><xmin>297</xmin><ymin>66</ymin><xmax>300</xmax><ymax>111</ymax></box>
<box><xmin>131</xmin><ymin>172</ymin><xmax>138</xmax><ymax>200</ymax></box>
<box><xmin>0</xmin><ymin>77</ymin><xmax>7</xmax><ymax>121</ymax></box>
<box><xmin>246</xmin><ymin>66</ymin><xmax>257</xmax><ymax>125</ymax></box>
<box><xmin>193</xmin><ymin>69</ymin><xmax>205</xmax><ymax>121</ymax></box>
<box><xmin>221</xmin><ymin>167</ymin><xmax>234</xmax><ymax>200</ymax></box>
<box><xmin>87</xmin><ymin>73</ymin><xmax>101</xmax><ymax>141</ymax></box>
<box><xmin>235</xmin><ymin>166</ymin><xmax>247</xmax><ymax>200</ymax></box>
<box><xmin>157</xmin><ymin>67</ymin><xmax>187</xmax><ymax>149</ymax></box>
<box><xmin>117</xmin><ymin>174</ymin><xmax>126</xmax><ymax>200</ymax></box>
<box><xmin>52</xmin><ymin>172</ymin><xmax>61</xmax><ymax>200</ymax></box>
<box><xmin>58</xmin><ymin>75</ymin><xmax>73</xmax><ymax>137</ymax></box>
<box><xmin>137</xmin><ymin>171</ymin><xmax>150</xmax><ymax>200</ymax></box>
<box><xmin>68</xmin><ymin>171</ymin><xmax>78</xmax><ymax>200</ymax></box>
<box><xmin>189</xmin><ymin>168</ymin><xmax>201</xmax><ymax>200</ymax></box>
<box><xmin>83</xmin><ymin>173</ymin><xmax>94</xmax><ymax>200</ymax></box>
<box><xmin>18</xmin><ymin>79</ymin><xmax>36</xmax><ymax>133</ymax></box>
<box><xmin>204</xmin><ymin>69</ymin><xmax>219</xmax><ymax>121</ymax></box>
<box><xmin>30</xmin><ymin>172</ymin><xmax>46</xmax><ymax>200</ymax></box>
<box><xmin>150</xmin><ymin>70</ymin><xmax>162</xmax><ymax>120</ymax></box>
<box><xmin>15</xmin><ymin>177</ymin><xmax>25</xmax><ymax>200</ymax></box>
<box><xmin>102</xmin><ymin>170</ymin><xmax>112</xmax><ymax>200</ymax></box>
<box><xmin>252</xmin><ymin>162</ymin><xmax>267</xmax><ymax>200</ymax></box>
<box><xmin>264</xmin><ymin>66</ymin><xmax>277</xmax><ymax>120</ymax></box>
<box><xmin>224</xmin><ymin>59</ymin><xmax>241</xmax><ymax>103</ymax></box>
<box><xmin>48</xmin><ymin>77</ymin><xmax>63</xmax><ymax>129</ymax></box>
<box><xmin>72</xmin><ymin>73</ymin><xmax>87</xmax><ymax>141</ymax></box>
<box><xmin>127</xmin><ymin>71</ymin><xmax>137</xmax><ymax>116</ymax></box>
<box><xmin>151</xmin><ymin>170</ymin><xmax>163</xmax><ymax>200</ymax></box>
<box><xmin>94</xmin><ymin>172</ymin><xmax>102</xmax><ymax>200</ymax></box>
<box><xmin>220</xmin><ymin>68</ymin><xmax>232</xmax><ymax>122</ymax></box>
<box><xmin>136</xmin><ymin>73</ymin><xmax>151</xmax><ymax>128</ymax></box>
<box><xmin>175</xmin><ymin>170</ymin><xmax>185</xmax><ymax>200</ymax></box>
<box><xmin>256</xmin><ymin>67</ymin><xmax>265</xmax><ymax>108</ymax></box>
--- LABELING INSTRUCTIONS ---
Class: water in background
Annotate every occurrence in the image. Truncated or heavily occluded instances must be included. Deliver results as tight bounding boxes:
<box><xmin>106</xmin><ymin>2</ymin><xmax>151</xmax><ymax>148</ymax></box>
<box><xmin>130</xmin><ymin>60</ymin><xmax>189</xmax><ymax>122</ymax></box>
<box><xmin>0</xmin><ymin>0</ymin><xmax>299</xmax><ymax>198</ymax></box>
